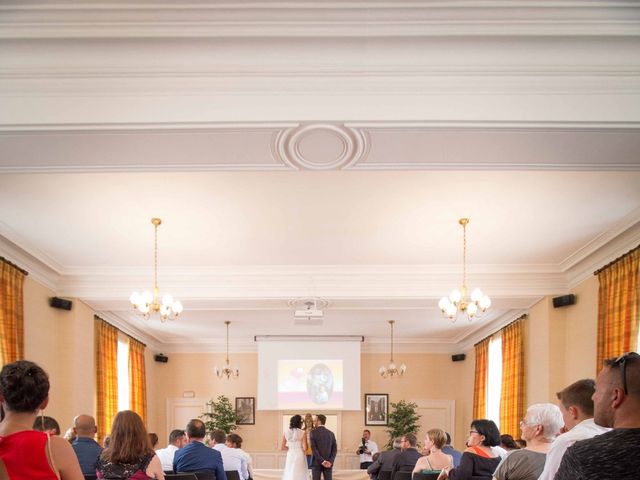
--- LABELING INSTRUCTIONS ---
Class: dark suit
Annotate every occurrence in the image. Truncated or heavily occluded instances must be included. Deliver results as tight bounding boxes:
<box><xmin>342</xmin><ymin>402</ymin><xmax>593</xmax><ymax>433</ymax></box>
<box><xmin>367</xmin><ymin>448</ymin><xmax>401</xmax><ymax>480</ymax></box>
<box><xmin>390</xmin><ymin>448</ymin><xmax>421</xmax><ymax>480</ymax></box>
<box><xmin>310</xmin><ymin>425</ymin><xmax>337</xmax><ymax>480</ymax></box>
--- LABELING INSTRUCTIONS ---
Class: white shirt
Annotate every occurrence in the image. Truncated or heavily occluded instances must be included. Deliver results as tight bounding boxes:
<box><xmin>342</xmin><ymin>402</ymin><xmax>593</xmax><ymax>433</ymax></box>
<box><xmin>358</xmin><ymin>439</ymin><xmax>379</xmax><ymax>463</ymax></box>
<box><xmin>214</xmin><ymin>443</ymin><xmax>249</xmax><ymax>480</ymax></box>
<box><xmin>236</xmin><ymin>448</ymin><xmax>253</xmax><ymax>478</ymax></box>
<box><xmin>155</xmin><ymin>444</ymin><xmax>179</xmax><ymax>471</ymax></box>
<box><xmin>538</xmin><ymin>418</ymin><xmax>610</xmax><ymax>480</ymax></box>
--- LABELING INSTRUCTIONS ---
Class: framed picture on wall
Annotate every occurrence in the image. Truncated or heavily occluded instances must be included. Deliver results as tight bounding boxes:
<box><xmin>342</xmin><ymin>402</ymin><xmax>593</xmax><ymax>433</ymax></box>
<box><xmin>236</xmin><ymin>397</ymin><xmax>255</xmax><ymax>425</ymax></box>
<box><xmin>365</xmin><ymin>393</ymin><xmax>388</xmax><ymax>426</ymax></box>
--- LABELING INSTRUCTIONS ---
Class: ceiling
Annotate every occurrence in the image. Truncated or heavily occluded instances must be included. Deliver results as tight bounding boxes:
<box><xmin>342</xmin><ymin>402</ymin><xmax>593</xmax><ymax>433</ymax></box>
<box><xmin>1</xmin><ymin>1</ymin><xmax>639</xmax><ymax>354</ymax></box>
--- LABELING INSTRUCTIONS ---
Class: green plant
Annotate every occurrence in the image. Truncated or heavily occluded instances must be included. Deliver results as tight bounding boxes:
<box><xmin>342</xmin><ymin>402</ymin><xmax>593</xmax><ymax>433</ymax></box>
<box><xmin>201</xmin><ymin>395</ymin><xmax>238</xmax><ymax>434</ymax></box>
<box><xmin>385</xmin><ymin>399</ymin><xmax>421</xmax><ymax>449</ymax></box>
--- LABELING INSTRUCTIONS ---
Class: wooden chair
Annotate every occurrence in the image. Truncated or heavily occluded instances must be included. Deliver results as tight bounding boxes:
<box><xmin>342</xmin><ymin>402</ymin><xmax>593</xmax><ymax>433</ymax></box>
<box><xmin>394</xmin><ymin>470</ymin><xmax>413</xmax><ymax>480</ymax></box>
<box><xmin>413</xmin><ymin>473</ymin><xmax>440</xmax><ymax>480</ymax></box>
<box><xmin>224</xmin><ymin>470</ymin><xmax>241</xmax><ymax>480</ymax></box>
<box><xmin>83</xmin><ymin>475</ymin><xmax>98</xmax><ymax>480</ymax></box>
<box><xmin>165</xmin><ymin>475</ymin><xmax>198</xmax><ymax>480</ymax></box>
<box><xmin>194</xmin><ymin>472</ymin><xmax>217</xmax><ymax>480</ymax></box>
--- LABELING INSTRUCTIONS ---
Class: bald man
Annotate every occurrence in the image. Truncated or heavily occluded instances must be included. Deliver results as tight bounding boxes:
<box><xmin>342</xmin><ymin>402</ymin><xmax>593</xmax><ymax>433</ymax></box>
<box><xmin>71</xmin><ymin>414</ymin><xmax>102</xmax><ymax>475</ymax></box>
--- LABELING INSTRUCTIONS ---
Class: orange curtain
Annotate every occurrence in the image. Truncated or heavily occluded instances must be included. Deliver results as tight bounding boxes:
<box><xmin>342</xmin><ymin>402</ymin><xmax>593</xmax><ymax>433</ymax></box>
<box><xmin>500</xmin><ymin>317</ymin><xmax>525</xmax><ymax>437</ymax></box>
<box><xmin>95</xmin><ymin>316</ymin><xmax>118</xmax><ymax>444</ymax></box>
<box><xmin>473</xmin><ymin>337</ymin><xmax>490</xmax><ymax>419</ymax></box>
<box><xmin>0</xmin><ymin>258</ymin><xmax>26</xmax><ymax>366</ymax></box>
<box><xmin>128</xmin><ymin>336</ymin><xmax>147</xmax><ymax>424</ymax></box>
<box><xmin>596</xmin><ymin>247</ymin><xmax>640</xmax><ymax>370</ymax></box>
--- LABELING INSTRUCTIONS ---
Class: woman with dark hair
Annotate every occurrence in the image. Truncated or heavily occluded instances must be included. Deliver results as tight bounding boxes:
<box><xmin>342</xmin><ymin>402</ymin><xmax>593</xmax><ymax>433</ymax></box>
<box><xmin>96</xmin><ymin>410</ymin><xmax>164</xmax><ymax>479</ymax></box>
<box><xmin>440</xmin><ymin>419</ymin><xmax>501</xmax><ymax>480</ymax></box>
<box><xmin>500</xmin><ymin>435</ymin><xmax>519</xmax><ymax>452</ymax></box>
<box><xmin>281</xmin><ymin>414</ymin><xmax>308</xmax><ymax>480</ymax></box>
<box><xmin>0</xmin><ymin>360</ymin><xmax>84</xmax><ymax>479</ymax></box>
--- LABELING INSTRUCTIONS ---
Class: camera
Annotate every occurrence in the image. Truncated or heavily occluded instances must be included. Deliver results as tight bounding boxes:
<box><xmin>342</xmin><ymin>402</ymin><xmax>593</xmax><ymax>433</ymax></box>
<box><xmin>357</xmin><ymin>437</ymin><xmax>367</xmax><ymax>455</ymax></box>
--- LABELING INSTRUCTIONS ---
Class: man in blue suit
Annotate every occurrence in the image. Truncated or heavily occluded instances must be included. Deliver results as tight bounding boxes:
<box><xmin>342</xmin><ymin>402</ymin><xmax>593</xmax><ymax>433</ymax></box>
<box><xmin>173</xmin><ymin>418</ymin><xmax>227</xmax><ymax>480</ymax></box>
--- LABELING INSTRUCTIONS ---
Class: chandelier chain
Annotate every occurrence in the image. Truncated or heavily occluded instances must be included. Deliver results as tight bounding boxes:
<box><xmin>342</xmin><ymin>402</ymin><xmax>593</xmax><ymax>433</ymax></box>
<box><xmin>154</xmin><ymin>220</ymin><xmax>159</xmax><ymax>291</ymax></box>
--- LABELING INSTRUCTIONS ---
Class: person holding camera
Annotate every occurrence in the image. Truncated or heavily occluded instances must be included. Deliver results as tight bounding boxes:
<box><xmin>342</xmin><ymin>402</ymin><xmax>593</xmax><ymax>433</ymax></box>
<box><xmin>356</xmin><ymin>429</ymin><xmax>378</xmax><ymax>469</ymax></box>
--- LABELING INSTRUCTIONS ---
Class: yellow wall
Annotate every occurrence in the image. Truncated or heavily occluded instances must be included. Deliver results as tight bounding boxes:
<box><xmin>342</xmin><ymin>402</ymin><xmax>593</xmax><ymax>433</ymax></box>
<box><xmin>19</xmin><ymin>274</ymin><xmax>601</xmax><ymax>454</ymax></box>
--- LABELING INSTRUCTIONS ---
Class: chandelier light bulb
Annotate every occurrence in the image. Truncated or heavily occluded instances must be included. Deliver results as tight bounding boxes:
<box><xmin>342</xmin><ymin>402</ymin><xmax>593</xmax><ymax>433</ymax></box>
<box><xmin>173</xmin><ymin>301</ymin><xmax>184</xmax><ymax>314</ymax></box>
<box><xmin>439</xmin><ymin>218</ymin><xmax>490</xmax><ymax>323</ymax></box>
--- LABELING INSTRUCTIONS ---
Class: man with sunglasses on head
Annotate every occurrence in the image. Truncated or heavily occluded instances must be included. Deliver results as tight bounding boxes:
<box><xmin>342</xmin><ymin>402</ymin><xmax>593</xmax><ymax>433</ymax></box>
<box><xmin>555</xmin><ymin>352</ymin><xmax>640</xmax><ymax>480</ymax></box>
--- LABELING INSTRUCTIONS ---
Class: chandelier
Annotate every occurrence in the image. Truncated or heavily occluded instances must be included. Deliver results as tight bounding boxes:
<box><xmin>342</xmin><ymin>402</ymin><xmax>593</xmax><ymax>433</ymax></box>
<box><xmin>438</xmin><ymin>218</ymin><xmax>491</xmax><ymax>322</ymax></box>
<box><xmin>379</xmin><ymin>320</ymin><xmax>406</xmax><ymax>378</ymax></box>
<box><xmin>215</xmin><ymin>321</ymin><xmax>240</xmax><ymax>380</ymax></box>
<box><xmin>129</xmin><ymin>218</ymin><xmax>183</xmax><ymax>322</ymax></box>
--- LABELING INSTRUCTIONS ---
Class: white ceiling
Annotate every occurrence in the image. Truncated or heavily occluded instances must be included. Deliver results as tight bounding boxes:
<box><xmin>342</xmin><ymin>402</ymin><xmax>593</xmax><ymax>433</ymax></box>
<box><xmin>1</xmin><ymin>1</ymin><xmax>639</xmax><ymax>354</ymax></box>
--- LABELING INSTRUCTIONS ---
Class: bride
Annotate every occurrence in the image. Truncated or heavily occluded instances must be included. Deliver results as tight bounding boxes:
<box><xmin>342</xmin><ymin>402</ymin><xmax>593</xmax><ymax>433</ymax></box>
<box><xmin>281</xmin><ymin>414</ymin><xmax>309</xmax><ymax>480</ymax></box>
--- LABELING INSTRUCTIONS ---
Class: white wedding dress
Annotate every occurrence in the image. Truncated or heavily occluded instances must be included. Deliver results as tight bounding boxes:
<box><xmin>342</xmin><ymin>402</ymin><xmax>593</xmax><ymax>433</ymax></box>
<box><xmin>282</xmin><ymin>428</ymin><xmax>308</xmax><ymax>480</ymax></box>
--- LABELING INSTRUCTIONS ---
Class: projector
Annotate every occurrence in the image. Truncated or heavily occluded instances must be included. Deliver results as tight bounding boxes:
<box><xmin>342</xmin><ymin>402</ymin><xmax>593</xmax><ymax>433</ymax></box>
<box><xmin>294</xmin><ymin>309</ymin><xmax>324</xmax><ymax>318</ymax></box>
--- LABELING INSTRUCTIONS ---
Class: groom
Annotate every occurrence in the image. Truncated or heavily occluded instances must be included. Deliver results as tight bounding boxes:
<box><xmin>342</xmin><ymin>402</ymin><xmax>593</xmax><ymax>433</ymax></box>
<box><xmin>310</xmin><ymin>414</ymin><xmax>337</xmax><ymax>480</ymax></box>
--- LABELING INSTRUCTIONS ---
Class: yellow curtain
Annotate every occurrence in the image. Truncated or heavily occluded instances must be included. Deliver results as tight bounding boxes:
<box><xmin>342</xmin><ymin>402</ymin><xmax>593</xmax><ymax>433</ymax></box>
<box><xmin>500</xmin><ymin>317</ymin><xmax>525</xmax><ymax>437</ymax></box>
<box><xmin>473</xmin><ymin>337</ymin><xmax>490</xmax><ymax>419</ymax></box>
<box><xmin>95</xmin><ymin>316</ymin><xmax>118</xmax><ymax>444</ymax></box>
<box><xmin>128</xmin><ymin>336</ymin><xmax>147</xmax><ymax>425</ymax></box>
<box><xmin>0</xmin><ymin>258</ymin><xmax>26</xmax><ymax>366</ymax></box>
<box><xmin>596</xmin><ymin>247</ymin><xmax>640</xmax><ymax>370</ymax></box>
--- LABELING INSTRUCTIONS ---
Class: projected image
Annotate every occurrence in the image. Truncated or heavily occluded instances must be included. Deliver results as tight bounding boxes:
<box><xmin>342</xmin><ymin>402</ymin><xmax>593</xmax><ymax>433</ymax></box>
<box><xmin>278</xmin><ymin>359</ymin><xmax>343</xmax><ymax>409</ymax></box>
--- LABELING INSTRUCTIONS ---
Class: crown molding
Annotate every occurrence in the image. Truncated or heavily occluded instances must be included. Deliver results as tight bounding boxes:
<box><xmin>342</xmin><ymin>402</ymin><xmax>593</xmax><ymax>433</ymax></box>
<box><xmin>1</xmin><ymin>1</ymin><xmax>638</xmax><ymax>39</ymax></box>
<box><xmin>456</xmin><ymin>308</ymin><xmax>533</xmax><ymax>352</ymax></box>
<box><xmin>0</xmin><ymin>233</ymin><xmax>60</xmax><ymax>291</ymax></box>
<box><xmin>93</xmin><ymin>310</ymin><xmax>164</xmax><ymax>352</ymax></box>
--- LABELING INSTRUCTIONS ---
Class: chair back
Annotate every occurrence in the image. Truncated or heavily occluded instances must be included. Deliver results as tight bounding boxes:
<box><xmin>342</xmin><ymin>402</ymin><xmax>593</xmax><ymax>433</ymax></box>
<box><xmin>195</xmin><ymin>472</ymin><xmax>218</xmax><ymax>480</ymax></box>
<box><xmin>166</xmin><ymin>475</ymin><xmax>198</xmax><ymax>480</ymax></box>
<box><xmin>84</xmin><ymin>475</ymin><xmax>98</xmax><ymax>480</ymax></box>
<box><xmin>413</xmin><ymin>473</ymin><xmax>440</xmax><ymax>480</ymax></box>
<box><xmin>394</xmin><ymin>471</ymin><xmax>413</xmax><ymax>480</ymax></box>
<box><xmin>224</xmin><ymin>470</ymin><xmax>241</xmax><ymax>480</ymax></box>
<box><xmin>378</xmin><ymin>471</ymin><xmax>393</xmax><ymax>480</ymax></box>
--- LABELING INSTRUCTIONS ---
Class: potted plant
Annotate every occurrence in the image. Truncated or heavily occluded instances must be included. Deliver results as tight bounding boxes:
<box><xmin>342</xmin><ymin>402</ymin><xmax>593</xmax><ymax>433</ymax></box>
<box><xmin>385</xmin><ymin>399</ymin><xmax>421</xmax><ymax>449</ymax></box>
<box><xmin>201</xmin><ymin>395</ymin><xmax>239</xmax><ymax>434</ymax></box>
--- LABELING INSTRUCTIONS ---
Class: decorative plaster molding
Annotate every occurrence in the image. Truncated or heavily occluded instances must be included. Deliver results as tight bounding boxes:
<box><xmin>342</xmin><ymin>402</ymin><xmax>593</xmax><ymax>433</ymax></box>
<box><xmin>273</xmin><ymin>124</ymin><xmax>369</xmax><ymax>170</ymax></box>
<box><xmin>1</xmin><ymin>1</ymin><xmax>638</xmax><ymax>39</ymax></box>
<box><xmin>0</xmin><ymin>233</ymin><xmax>60</xmax><ymax>291</ymax></box>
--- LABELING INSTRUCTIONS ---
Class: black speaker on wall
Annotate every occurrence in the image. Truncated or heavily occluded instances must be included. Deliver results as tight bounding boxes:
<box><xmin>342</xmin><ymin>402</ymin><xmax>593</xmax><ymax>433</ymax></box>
<box><xmin>154</xmin><ymin>353</ymin><xmax>169</xmax><ymax>363</ymax></box>
<box><xmin>49</xmin><ymin>297</ymin><xmax>73</xmax><ymax>311</ymax></box>
<box><xmin>552</xmin><ymin>294</ymin><xmax>576</xmax><ymax>308</ymax></box>
<box><xmin>451</xmin><ymin>353</ymin><xmax>466</xmax><ymax>362</ymax></box>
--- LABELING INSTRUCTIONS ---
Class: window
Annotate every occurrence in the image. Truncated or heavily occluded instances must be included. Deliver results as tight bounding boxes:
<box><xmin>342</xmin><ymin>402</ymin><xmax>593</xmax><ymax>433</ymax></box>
<box><xmin>486</xmin><ymin>333</ymin><xmax>503</xmax><ymax>429</ymax></box>
<box><xmin>117</xmin><ymin>335</ymin><xmax>130</xmax><ymax>412</ymax></box>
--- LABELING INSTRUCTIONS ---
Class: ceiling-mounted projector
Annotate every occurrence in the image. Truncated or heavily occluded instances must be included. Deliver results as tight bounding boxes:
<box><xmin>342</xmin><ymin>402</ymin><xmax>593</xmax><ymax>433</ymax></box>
<box><xmin>294</xmin><ymin>308</ymin><xmax>324</xmax><ymax>318</ymax></box>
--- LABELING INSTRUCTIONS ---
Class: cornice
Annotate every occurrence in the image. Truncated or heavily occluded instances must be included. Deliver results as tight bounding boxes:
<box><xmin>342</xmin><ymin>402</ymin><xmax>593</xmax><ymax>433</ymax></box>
<box><xmin>0</xmin><ymin>234</ymin><xmax>60</xmax><ymax>291</ymax></box>
<box><xmin>1</xmin><ymin>1</ymin><xmax>638</xmax><ymax>39</ymax></box>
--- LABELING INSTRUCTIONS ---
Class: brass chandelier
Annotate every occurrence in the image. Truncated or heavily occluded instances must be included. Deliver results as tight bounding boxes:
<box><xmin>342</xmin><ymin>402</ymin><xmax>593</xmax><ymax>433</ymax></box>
<box><xmin>379</xmin><ymin>320</ymin><xmax>406</xmax><ymax>378</ymax></box>
<box><xmin>130</xmin><ymin>218</ymin><xmax>183</xmax><ymax>322</ymax></box>
<box><xmin>438</xmin><ymin>218</ymin><xmax>491</xmax><ymax>322</ymax></box>
<box><xmin>215</xmin><ymin>321</ymin><xmax>240</xmax><ymax>380</ymax></box>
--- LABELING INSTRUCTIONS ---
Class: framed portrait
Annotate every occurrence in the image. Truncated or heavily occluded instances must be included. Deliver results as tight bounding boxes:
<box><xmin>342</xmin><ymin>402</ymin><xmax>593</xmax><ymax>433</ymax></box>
<box><xmin>365</xmin><ymin>393</ymin><xmax>388</xmax><ymax>426</ymax></box>
<box><xmin>235</xmin><ymin>397</ymin><xmax>255</xmax><ymax>425</ymax></box>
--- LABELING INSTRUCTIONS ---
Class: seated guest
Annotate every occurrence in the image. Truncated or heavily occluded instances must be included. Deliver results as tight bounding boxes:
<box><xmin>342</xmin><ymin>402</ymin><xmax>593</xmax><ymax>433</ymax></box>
<box><xmin>149</xmin><ymin>433</ymin><xmax>159</xmax><ymax>449</ymax></box>
<box><xmin>442</xmin><ymin>432</ymin><xmax>462</xmax><ymax>468</ymax></box>
<box><xmin>155</xmin><ymin>429</ymin><xmax>186</xmax><ymax>472</ymax></box>
<box><xmin>390</xmin><ymin>433</ymin><xmax>421</xmax><ymax>479</ymax></box>
<box><xmin>63</xmin><ymin>427</ymin><xmax>76</xmax><ymax>444</ymax></box>
<box><xmin>499</xmin><ymin>435</ymin><xmax>519</xmax><ymax>452</ymax></box>
<box><xmin>71</xmin><ymin>414</ymin><xmax>103</xmax><ymax>475</ymax></box>
<box><xmin>173</xmin><ymin>419</ymin><xmax>226</xmax><ymax>480</ymax></box>
<box><xmin>368</xmin><ymin>437</ymin><xmax>402</xmax><ymax>480</ymax></box>
<box><xmin>212</xmin><ymin>429</ymin><xmax>249</xmax><ymax>480</ymax></box>
<box><xmin>412</xmin><ymin>428</ymin><xmax>454</xmax><ymax>475</ymax></box>
<box><xmin>538</xmin><ymin>378</ymin><xmax>609</xmax><ymax>480</ymax></box>
<box><xmin>492</xmin><ymin>403</ymin><xmax>563</xmax><ymax>480</ymax></box>
<box><xmin>514</xmin><ymin>439</ymin><xmax>526</xmax><ymax>449</ymax></box>
<box><xmin>33</xmin><ymin>415</ymin><xmax>61</xmax><ymax>436</ymax></box>
<box><xmin>226</xmin><ymin>433</ymin><xmax>253</xmax><ymax>480</ymax></box>
<box><xmin>96</xmin><ymin>410</ymin><xmax>164</xmax><ymax>479</ymax></box>
<box><xmin>555</xmin><ymin>352</ymin><xmax>640</xmax><ymax>480</ymax></box>
<box><xmin>0</xmin><ymin>359</ymin><xmax>83</xmax><ymax>480</ymax></box>
<box><xmin>440</xmin><ymin>419</ymin><xmax>501</xmax><ymax>480</ymax></box>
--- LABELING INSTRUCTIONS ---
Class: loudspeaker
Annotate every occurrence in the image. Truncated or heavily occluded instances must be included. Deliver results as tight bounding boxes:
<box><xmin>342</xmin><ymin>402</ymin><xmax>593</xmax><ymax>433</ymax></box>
<box><xmin>154</xmin><ymin>353</ymin><xmax>169</xmax><ymax>363</ymax></box>
<box><xmin>451</xmin><ymin>353</ymin><xmax>466</xmax><ymax>362</ymax></box>
<box><xmin>49</xmin><ymin>297</ymin><xmax>72</xmax><ymax>311</ymax></box>
<box><xmin>552</xmin><ymin>294</ymin><xmax>576</xmax><ymax>308</ymax></box>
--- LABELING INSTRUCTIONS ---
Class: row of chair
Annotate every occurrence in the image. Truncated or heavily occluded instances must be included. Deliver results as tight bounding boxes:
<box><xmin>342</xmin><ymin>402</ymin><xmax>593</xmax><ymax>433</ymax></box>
<box><xmin>378</xmin><ymin>470</ymin><xmax>440</xmax><ymax>480</ymax></box>
<box><xmin>83</xmin><ymin>469</ymin><xmax>240</xmax><ymax>480</ymax></box>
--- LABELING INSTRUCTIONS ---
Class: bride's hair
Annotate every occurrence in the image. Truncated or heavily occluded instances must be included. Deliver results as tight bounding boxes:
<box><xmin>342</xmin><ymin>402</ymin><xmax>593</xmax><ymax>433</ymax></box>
<box><xmin>289</xmin><ymin>414</ymin><xmax>303</xmax><ymax>429</ymax></box>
